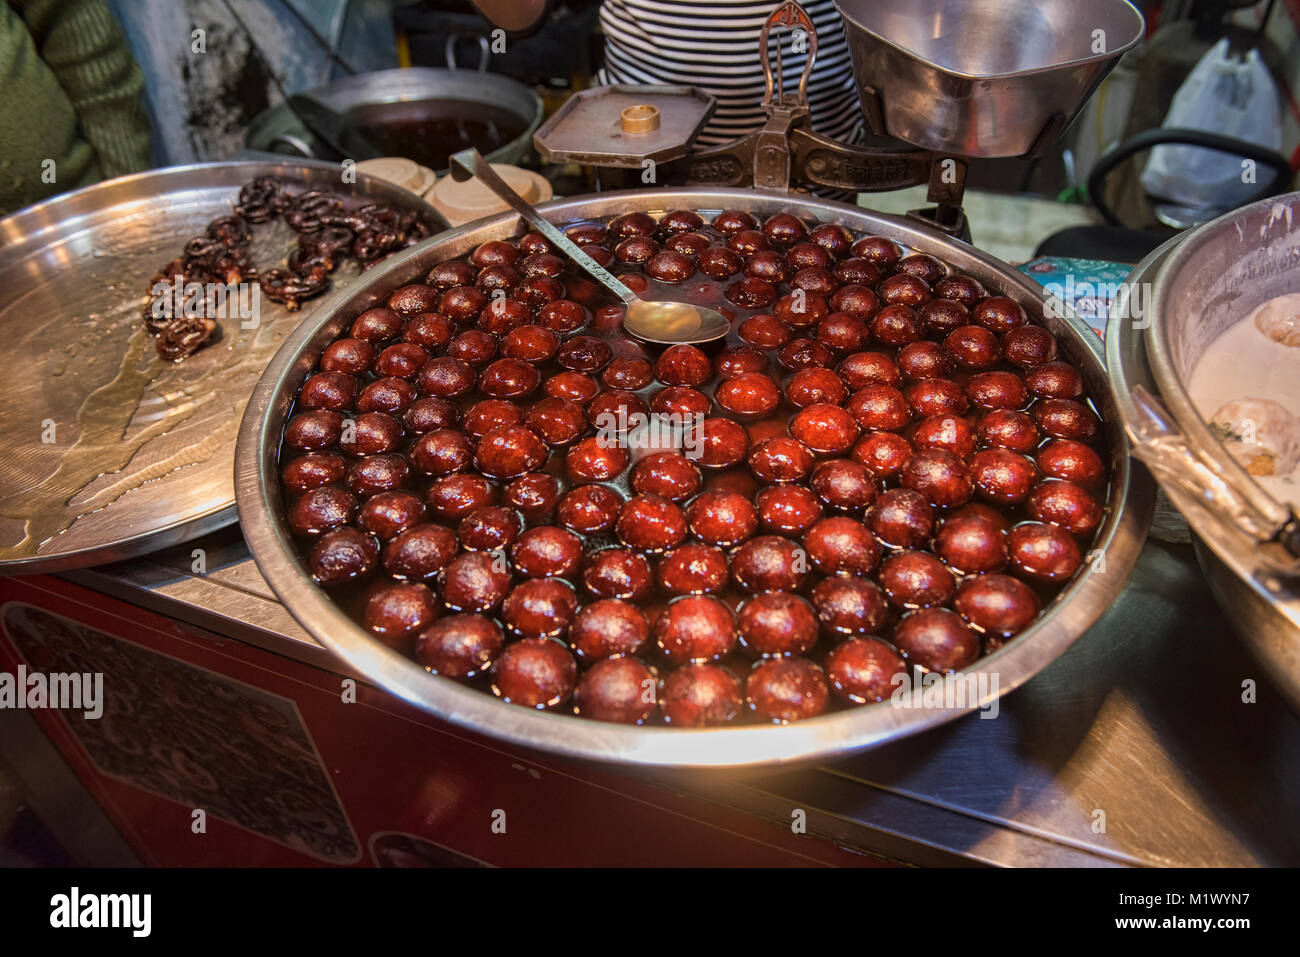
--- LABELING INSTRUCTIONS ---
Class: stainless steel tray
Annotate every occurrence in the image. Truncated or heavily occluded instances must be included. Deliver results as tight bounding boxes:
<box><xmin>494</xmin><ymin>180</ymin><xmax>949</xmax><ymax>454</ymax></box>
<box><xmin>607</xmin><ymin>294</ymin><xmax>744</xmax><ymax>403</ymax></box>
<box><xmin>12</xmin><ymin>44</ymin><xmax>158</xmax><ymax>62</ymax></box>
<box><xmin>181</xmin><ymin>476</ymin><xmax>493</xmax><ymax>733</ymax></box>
<box><xmin>237</xmin><ymin>187</ymin><xmax>1154</xmax><ymax>768</ymax></box>
<box><xmin>0</xmin><ymin>161</ymin><xmax>438</xmax><ymax>573</ymax></box>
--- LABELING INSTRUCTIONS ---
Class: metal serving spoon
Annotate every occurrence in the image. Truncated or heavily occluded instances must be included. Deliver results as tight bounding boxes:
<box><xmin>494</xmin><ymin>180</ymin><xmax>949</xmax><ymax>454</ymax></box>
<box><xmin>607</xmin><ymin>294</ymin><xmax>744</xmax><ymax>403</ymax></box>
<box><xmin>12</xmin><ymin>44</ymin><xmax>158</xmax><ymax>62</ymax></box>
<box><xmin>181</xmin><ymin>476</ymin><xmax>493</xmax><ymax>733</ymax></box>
<box><xmin>448</xmin><ymin>148</ymin><xmax>730</xmax><ymax>346</ymax></box>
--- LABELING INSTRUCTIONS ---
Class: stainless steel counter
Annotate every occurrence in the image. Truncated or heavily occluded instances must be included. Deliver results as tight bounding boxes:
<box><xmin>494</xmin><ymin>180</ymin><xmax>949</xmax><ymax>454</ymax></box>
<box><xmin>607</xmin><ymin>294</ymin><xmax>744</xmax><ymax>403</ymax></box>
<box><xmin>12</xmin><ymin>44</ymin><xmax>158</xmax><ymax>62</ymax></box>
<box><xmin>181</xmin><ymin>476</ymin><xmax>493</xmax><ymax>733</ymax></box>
<box><xmin>65</xmin><ymin>529</ymin><xmax>1300</xmax><ymax>867</ymax></box>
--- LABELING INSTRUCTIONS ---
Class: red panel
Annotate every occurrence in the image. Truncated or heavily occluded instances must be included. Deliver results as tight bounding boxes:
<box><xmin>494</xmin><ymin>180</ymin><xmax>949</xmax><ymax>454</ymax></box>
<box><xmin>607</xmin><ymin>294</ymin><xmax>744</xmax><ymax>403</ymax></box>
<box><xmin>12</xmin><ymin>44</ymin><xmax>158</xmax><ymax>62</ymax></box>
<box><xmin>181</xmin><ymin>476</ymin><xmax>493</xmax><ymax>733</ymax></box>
<box><xmin>0</xmin><ymin>574</ymin><xmax>887</xmax><ymax>868</ymax></box>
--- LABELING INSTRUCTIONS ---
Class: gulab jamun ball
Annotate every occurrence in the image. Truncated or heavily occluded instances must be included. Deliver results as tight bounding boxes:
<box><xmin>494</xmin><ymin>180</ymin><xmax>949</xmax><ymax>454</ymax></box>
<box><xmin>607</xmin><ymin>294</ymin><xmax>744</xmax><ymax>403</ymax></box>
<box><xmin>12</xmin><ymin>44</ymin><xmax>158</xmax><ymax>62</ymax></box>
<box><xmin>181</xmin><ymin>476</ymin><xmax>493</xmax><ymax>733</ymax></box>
<box><xmin>276</xmin><ymin>205</ymin><xmax>1112</xmax><ymax>727</ymax></box>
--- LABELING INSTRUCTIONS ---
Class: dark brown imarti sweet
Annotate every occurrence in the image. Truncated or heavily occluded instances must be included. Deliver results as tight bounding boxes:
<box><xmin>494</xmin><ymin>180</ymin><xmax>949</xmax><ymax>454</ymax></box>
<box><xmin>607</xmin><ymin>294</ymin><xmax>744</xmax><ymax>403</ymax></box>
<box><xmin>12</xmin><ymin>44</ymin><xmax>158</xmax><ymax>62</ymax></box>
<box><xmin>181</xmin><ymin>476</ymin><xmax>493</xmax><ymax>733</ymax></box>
<box><xmin>144</xmin><ymin>176</ymin><xmax>434</xmax><ymax>360</ymax></box>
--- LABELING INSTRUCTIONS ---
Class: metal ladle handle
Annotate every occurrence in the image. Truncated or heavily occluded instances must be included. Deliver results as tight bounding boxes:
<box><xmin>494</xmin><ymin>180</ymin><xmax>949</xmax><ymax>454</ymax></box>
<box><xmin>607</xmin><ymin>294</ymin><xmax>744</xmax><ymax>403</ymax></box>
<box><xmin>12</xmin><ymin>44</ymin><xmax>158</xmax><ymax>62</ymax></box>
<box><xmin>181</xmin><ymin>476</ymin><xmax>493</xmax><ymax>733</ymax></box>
<box><xmin>447</xmin><ymin>148</ymin><xmax>639</xmax><ymax>306</ymax></box>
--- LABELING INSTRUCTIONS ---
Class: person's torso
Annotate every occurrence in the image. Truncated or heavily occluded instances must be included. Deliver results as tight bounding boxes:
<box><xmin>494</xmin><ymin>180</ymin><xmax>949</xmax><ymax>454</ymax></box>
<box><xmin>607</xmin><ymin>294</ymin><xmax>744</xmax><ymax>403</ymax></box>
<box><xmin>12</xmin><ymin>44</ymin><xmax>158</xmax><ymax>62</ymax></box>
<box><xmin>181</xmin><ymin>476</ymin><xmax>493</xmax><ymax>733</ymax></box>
<box><xmin>598</xmin><ymin>0</ymin><xmax>863</xmax><ymax>147</ymax></box>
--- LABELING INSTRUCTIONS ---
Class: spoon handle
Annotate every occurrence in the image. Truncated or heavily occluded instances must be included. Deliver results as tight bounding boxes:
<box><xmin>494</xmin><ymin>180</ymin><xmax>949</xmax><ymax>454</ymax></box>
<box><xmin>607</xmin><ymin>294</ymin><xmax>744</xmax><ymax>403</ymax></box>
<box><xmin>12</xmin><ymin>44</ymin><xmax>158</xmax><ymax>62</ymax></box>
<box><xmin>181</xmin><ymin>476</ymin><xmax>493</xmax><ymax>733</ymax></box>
<box><xmin>448</xmin><ymin>148</ymin><xmax>639</xmax><ymax>306</ymax></box>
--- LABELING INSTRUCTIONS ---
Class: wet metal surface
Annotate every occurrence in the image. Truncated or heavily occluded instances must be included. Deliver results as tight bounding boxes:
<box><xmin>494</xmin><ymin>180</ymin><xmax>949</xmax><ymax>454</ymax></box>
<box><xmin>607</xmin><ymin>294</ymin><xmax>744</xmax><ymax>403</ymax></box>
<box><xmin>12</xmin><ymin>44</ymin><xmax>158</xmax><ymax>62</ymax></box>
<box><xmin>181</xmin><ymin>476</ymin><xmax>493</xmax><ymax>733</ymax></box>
<box><xmin>0</xmin><ymin>162</ymin><xmax>435</xmax><ymax>572</ymax></box>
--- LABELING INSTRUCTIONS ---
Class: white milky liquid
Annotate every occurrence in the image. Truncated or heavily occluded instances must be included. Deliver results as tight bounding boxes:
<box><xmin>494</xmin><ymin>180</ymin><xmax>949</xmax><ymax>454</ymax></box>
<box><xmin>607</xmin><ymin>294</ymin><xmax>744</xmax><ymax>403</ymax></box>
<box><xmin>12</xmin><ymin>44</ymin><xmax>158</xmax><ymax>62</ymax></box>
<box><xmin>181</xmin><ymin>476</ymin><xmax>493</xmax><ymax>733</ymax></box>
<box><xmin>1188</xmin><ymin>295</ymin><xmax>1300</xmax><ymax>508</ymax></box>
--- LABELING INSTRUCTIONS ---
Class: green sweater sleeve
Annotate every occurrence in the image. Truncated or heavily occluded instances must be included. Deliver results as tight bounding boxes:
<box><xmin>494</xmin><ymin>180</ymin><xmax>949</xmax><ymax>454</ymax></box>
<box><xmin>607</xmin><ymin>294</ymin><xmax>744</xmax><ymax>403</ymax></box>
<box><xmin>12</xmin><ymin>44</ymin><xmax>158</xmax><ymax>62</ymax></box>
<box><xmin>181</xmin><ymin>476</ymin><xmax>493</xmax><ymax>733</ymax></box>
<box><xmin>17</xmin><ymin>0</ymin><xmax>151</xmax><ymax>179</ymax></box>
<box><xmin>0</xmin><ymin>0</ymin><xmax>150</xmax><ymax>213</ymax></box>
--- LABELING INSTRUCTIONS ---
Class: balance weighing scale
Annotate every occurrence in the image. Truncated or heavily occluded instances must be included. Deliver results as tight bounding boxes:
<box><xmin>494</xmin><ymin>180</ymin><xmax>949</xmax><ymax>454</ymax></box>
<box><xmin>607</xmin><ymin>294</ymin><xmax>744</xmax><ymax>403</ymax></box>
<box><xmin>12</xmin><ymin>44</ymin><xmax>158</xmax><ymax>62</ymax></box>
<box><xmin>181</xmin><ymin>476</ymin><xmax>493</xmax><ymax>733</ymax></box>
<box><xmin>535</xmin><ymin>0</ymin><xmax>1146</xmax><ymax>240</ymax></box>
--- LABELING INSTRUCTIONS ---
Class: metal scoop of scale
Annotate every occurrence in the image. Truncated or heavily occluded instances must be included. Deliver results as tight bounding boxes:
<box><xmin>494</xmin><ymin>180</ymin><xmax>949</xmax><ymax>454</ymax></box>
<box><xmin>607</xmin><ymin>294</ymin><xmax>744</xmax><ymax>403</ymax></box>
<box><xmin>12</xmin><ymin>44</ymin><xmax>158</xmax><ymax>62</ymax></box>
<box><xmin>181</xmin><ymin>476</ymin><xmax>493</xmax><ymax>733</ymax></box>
<box><xmin>833</xmin><ymin>0</ymin><xmax>1145</xmax><ymax>158</ymax></box>
<box><xmin>448</xmin><ymin>148</ymin><xmax>729</xmax><ymax>345</ymax></box>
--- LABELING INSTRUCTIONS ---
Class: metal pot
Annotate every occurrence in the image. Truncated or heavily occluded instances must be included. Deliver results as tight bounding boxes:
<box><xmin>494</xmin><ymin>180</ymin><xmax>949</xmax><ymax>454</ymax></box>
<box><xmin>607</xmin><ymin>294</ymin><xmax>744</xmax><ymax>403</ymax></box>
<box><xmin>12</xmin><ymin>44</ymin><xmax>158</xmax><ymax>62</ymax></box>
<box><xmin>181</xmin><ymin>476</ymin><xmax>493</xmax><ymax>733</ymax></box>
<box><xmin>236</xmin><ymin>188</ymin><xmax>1152</xmax><ymax>768</ymax></box>
<box><xmin>245</xmin><ymin>66</ymin><xmax>544</xmax><ymax>173</ymax></box>
<box><xmin>1107</xmin><ymin>192</ymin><xmax>1300</xmax><ymax>713</ymax></box>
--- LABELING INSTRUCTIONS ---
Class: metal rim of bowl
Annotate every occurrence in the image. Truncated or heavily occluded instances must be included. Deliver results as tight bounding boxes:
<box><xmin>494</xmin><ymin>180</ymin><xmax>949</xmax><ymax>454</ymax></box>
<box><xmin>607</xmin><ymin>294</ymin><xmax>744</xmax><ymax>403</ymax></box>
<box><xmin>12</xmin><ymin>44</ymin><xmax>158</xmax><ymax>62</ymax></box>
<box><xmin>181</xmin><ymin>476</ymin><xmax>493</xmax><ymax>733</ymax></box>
<box><xmin>236</xmin><ymin>187</ymin><xmax>1153</xmax><ymax>768</ymax></box>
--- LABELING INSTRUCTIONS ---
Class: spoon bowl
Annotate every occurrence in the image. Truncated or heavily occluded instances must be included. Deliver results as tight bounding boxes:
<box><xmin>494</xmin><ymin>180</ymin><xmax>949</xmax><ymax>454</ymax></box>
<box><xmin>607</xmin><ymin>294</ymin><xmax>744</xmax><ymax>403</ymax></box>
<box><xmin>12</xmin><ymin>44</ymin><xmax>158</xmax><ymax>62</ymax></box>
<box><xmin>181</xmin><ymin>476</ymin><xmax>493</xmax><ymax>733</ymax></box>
<box><xmin>623</xmin><ymin>298</ymin><xmax>730</xmax><ymax>345</ymax></box>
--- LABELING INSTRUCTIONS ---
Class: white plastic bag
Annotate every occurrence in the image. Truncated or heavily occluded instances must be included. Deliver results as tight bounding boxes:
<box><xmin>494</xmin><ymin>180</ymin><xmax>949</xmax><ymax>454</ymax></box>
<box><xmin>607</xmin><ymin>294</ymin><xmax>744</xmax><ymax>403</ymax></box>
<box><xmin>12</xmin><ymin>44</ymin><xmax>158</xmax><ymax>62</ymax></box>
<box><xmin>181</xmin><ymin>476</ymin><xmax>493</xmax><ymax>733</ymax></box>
<box><xmin>1141</xmin><ymin>39</ymin><xmax>1283</xmax><ymax>210</ymax></box>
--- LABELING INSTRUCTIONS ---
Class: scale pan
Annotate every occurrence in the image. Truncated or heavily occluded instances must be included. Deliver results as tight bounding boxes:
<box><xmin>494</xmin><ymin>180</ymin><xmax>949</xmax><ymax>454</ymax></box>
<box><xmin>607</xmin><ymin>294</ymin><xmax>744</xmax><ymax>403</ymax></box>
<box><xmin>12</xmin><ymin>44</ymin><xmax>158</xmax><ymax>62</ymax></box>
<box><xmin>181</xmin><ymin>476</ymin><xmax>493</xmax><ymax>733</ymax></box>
<box><xmin>835</xmin><ymin>0</ymin><xmax>1144</xmax><ymax>158</ymax></box>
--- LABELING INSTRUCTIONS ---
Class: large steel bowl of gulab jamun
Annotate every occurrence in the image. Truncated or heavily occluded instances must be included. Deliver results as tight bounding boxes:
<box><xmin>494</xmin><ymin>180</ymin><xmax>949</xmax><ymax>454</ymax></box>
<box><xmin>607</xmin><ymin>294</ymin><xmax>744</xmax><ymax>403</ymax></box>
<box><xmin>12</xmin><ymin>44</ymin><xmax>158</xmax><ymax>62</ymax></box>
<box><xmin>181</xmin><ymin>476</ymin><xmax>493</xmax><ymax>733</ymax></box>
<box><xmin>236</xmin><ymin>188</ymin><xmax>1152</xmax><ymax>767</ymax></box>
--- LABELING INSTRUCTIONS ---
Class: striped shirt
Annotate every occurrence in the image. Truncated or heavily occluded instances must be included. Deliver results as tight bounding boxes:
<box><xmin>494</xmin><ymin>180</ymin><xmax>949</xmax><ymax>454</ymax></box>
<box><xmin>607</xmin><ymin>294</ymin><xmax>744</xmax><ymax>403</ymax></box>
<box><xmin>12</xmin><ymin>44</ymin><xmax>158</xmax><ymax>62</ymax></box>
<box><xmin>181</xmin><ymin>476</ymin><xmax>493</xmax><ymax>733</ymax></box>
<box><xmin>597</xmin><ymin>0</ymin><xmax>865</xmax><ymax>149</ymax></box>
